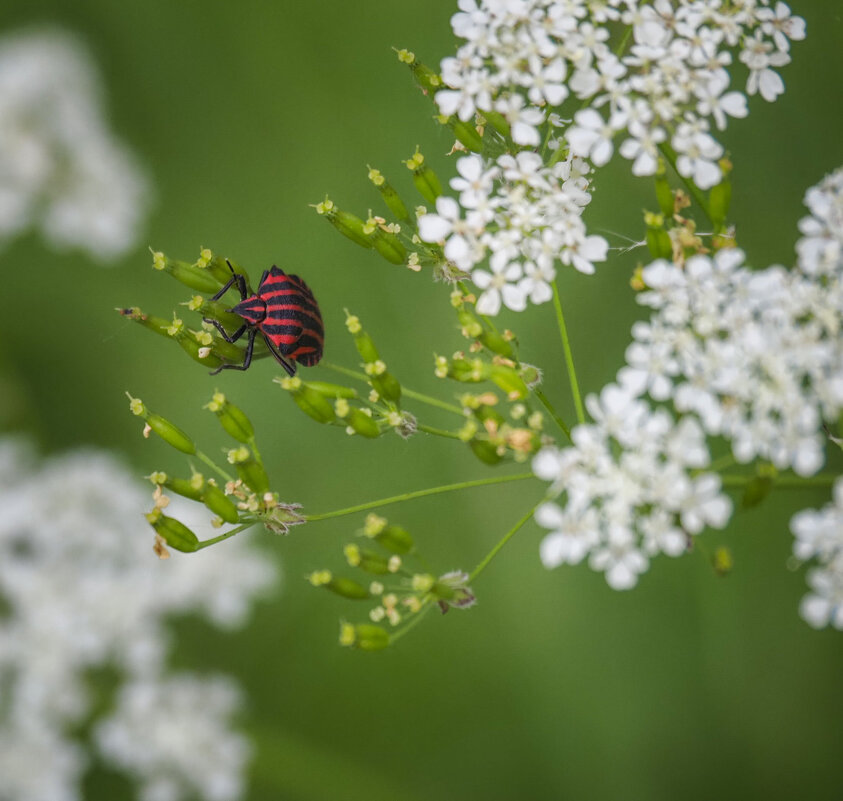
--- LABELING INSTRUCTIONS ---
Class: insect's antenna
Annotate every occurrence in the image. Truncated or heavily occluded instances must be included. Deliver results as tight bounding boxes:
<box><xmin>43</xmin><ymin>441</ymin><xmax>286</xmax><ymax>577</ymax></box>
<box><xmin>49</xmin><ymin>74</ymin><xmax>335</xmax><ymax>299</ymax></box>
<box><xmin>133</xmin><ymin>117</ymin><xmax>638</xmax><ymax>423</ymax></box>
<box><xmin>225</xmin><ymin>258</ymin><xmax>236</xmax><ymax>276</ymax></box>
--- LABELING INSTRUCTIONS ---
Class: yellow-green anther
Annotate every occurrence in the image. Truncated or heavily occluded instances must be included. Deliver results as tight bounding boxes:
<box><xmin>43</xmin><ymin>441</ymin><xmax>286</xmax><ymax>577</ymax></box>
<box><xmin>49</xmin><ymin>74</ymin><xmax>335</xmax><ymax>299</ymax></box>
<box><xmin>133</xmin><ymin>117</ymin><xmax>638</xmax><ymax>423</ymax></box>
<box><xmin>146</xmin><ymin>512</ymin><xmax>199</xmax><ymax>552</ymax></box>
<box><xmin>127</xmin><ymin>393</ymin><xmax>146</xmax><ymax>417</ymax></box>
<box><xmin>201</xmin><ymin>481</ymin><xmax>240</xmax><ymax>524</ymax></box>
<box><xmin>227</xmin><ymin>446</ymin><xmax>270</xmax><ymax>494</ymax></box>
<box><xmin>335</xmin><ymin>398</ymin><xmax>350</xmax><ymax>418</ymax></box>
<box><xmin>447</xmin><ymin>117</ymin><xmax>483</xmax><ymax>152</ymax></box>
<box><xmin>368</xmin><ymin>166</ymin><xmax>410</xmax><ymax>221</ymax></box>
<box><xmin>469</xmin><ymin>437</ymin><xmax>503</xmax><ymax>465</ymax></box>
<box><xmin>148</xmin><ymin>471</ymin><xmax>167</xmax><ymax>485</ymax></box>
<box><xmin>346</xmin><ymin>408</ymin><xmax>381</xmax><ymax>438</ymax></box>
<box><xmin>489</xmin><ymin>365</ymin><xmax>528</xmax><ymax>400</ymax></box>
<box><xmin>371</xmin><ymin>229</ymin><xmax>408</xmax><ymax>265</ymax></box>
<box><xmin>317</xmin><ymin>576</ymin><xmax>372</xmax><ymax>600</ymax></box>
<box><xmin>411</xmin><ymin>573</ymin><xmax>435</xmax><ymax>592</ymax></box>
<box><xmin>340</xmin><ymin>622</ymin><xmax>390</xmax><ymax>651</ymax></box>
<box><xmin>302</xmin><ymin>381</ymin><xmax>357</xmax><ymax>399</ymax></box>
<box><xmin>654</xmin><ymin>163</ymin><xmax>675</xmax><ymax>217</ymax></box>
<box><xmin>315</xmin><ymin>199</ymin><xmax>373</xmax><ymax>249</ymax></box>
<box><xmin>481</xmin><ymin>110</ymin><xmax>511</xmax><ymax>138</ymax></box>
<box><xmin>205</xmin><ymin>392</ymin><xmax>255</xmax><ymax>443</ymax></box>
<box><xmin>713</xmin><ymin>546</ymin><xmax>734</xmax><ymax>576</ymax></box>
<box><xmin>118</xmin><ymin>308</ymin><xmax>172</xmax><ymax>338</ymax></box>
<box><xmin>372</xmin><ymin>524</ymin><xmax>414</xmax><ymax>555</ymax></box>
<box><xmin>151</xmin><ymin>251</ymin><xmax>221</xmax><ymax>294</ymax></box>
<box><xmin>308</xmin><ymin>569</ymin><xmax>333</xmax><ymax>587</ymax></box>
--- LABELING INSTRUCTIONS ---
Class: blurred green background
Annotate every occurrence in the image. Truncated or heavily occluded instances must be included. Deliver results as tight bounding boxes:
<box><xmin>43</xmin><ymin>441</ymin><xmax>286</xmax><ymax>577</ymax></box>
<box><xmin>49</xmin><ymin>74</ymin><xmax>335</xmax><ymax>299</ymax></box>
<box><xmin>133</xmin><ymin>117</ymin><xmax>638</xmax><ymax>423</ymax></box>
<box><xmin>2</xmin><ymin>1</ymin><xmax>842</xmax><ymax>799</ymax></box>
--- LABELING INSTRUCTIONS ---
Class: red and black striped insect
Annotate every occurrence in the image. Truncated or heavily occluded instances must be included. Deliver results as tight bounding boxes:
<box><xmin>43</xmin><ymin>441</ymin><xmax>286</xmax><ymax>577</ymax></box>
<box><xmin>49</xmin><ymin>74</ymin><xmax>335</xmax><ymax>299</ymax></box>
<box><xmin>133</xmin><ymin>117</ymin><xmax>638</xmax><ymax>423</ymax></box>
<box><xmin>204</xmin><ymin>262</ymin><xmax>324</xmax><ymax>376</ymax></box>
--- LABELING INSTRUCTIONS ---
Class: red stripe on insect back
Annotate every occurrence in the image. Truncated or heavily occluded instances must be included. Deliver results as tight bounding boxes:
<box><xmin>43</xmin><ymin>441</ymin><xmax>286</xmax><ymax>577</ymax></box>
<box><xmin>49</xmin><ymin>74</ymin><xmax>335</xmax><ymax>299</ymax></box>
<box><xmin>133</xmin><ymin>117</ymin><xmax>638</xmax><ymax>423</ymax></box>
<box><xmin>264</xmin><ymin>305</ymin><xmax>323</xmax><ymax>325</ymax></box>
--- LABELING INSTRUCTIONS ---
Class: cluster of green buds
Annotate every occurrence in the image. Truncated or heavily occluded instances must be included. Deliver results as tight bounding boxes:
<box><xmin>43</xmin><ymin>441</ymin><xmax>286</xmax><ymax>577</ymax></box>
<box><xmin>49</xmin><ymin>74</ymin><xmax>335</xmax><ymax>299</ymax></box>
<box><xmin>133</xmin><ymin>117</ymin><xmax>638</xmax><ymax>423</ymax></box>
<box><xmin>434</xmin><ymin>289</ymin><xmax>547</xmax><ymax>464</ymax></box>
<box><xmin>314</xmin><ymin>141</ymin><xmax>473</xmax><ymax>282</ymax></box>
<box><xmin>276</xmin><ymin>311</ymin><xmax>416</xmax><ymax>439</ymax></box>
<box><xmin>119</xmin><ymin>247</ymin><xmax>270</xmax><ymax>372</ymax></box>
<box><xmin>308</xmin><ymin>513</ymin><xmax>475</xmax><ymax>650</ymax></box>
<box><xmin>638</xmin><ymin>157</ymin><xmax>735</xmax><ymax>269</ymax></box>
<box><xmin>128</xmin><ymin>391</ymin><xmax>304</xmax><ymax>556</ymax></box>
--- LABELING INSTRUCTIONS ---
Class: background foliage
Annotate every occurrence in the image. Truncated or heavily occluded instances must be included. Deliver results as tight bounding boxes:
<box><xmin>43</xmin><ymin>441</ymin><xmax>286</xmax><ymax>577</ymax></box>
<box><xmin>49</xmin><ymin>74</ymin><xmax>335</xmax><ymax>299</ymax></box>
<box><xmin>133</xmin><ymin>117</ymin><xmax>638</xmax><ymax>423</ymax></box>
<box><xmin>2</xmin><ymin>1</ymin><xmax>842</xmax><ymax>799</ymax></box>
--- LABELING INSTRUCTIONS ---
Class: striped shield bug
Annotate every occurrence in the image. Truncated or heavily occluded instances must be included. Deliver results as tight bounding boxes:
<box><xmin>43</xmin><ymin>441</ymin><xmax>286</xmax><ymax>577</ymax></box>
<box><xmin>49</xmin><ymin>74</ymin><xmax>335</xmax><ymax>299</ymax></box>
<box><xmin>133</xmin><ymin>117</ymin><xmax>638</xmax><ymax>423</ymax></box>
<box><xmin>204</xmin><ymin>261</ymin><xmax>324</xmax><ymax>376</ymax></box>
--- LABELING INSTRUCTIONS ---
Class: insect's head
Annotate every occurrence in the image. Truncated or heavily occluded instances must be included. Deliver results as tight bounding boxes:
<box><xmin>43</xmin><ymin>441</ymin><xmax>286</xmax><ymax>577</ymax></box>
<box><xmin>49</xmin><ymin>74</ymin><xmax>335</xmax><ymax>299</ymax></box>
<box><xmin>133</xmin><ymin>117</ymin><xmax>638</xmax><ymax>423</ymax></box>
<box><xmin>230</xmin><ymin>295</ymin><xmax>266</xmax><ymax>324</ymax></box>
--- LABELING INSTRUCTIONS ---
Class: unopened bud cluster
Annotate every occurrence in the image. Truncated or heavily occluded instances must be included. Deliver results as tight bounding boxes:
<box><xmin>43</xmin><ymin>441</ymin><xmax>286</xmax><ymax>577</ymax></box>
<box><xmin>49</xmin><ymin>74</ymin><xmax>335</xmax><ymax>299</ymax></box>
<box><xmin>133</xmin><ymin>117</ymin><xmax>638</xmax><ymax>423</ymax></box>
<box><xmin>307</xmin><ymin>513</ymin><xmax>475</xmax><ymax>649</ymax></box>
<box><xmin>276</xmin><ymin>311</ymin><xmax>416</xmax><ymax>439</ymax></box>
<box><xmin>128</xmin><ymin>391</ymin><xmax>303</xmax><ymax>555</ymax></box>
<box><xmin>120</xmin><ymin>247</ymin><xmax>267</xmax><ymax>372</ymax></box>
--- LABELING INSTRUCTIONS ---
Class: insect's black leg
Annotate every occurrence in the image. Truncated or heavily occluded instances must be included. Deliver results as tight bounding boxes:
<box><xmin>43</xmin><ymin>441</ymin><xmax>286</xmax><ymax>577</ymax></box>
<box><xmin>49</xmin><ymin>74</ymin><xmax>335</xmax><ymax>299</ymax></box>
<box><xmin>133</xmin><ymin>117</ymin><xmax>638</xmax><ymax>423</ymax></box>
<box><xmin>226</xmin><ymin>259</ymin><xmax>250</xmax><ymax>298</ymax></box>
<box><xmin>209</xmin><ymin>274</ymin><xmax>238</xmax><ymax>302</ymax></box>
<box><xmin>208</xmin><ymin>328</ymin><xmax>257</xmax><ymax>374</ymax></box>
<box><xmin>206</xmin><ymin>319</ymin><xmax>248</xmax><ymax>344</ymax></box>
<box><xmin>262</xmin><ymin>332</ymin><xmax>297</xmax><ymax>376</ymax></box>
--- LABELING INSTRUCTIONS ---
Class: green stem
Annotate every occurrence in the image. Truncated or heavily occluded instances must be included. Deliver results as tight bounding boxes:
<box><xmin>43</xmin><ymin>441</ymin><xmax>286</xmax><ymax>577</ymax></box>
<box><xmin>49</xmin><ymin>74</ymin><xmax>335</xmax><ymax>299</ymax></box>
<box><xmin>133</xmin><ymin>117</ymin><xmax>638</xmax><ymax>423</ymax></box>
<box><xmin>389</xmin><ymin>600</ymin><xmax>435</xmax><ymax>644</ymax></box>
<box><xmin>320</xmin><ymin>361</ymin><xmax>464</xmax><ymax>416</ymax></box>
<box><xmin>657</xmin><ymin>141</ymin><xmax>715</xmax><ymax>228</ymax></box>
<box><xmin>195</xmin><ymin>449</ymin><xmax>235</xmax><ymax>483</ymax></box>
<box><xmin>416</xmin><ymin>423</ymin><xmax>462</xmax><ymax>440</ymax></box>
<box><xmin>552</xmin><ymin>281</ymin><xmax>586</xmax><ymax>426</ymax></box>
<box><xmin>470</xmin><ymin>501</ymin><xmax>540</xmax><ymax>582</ymax></box>
<box><xmin>720</xmin><ymin>473</ymin><xmax>838</xmax><ymax>489</ymax></box>
<box><xmin>305</xmin><ymin>472</ymin><xmax>536</xmax><ymax>522</ymax></box>
<box><xmin>195</xmin><ymin>521</ymin><xmax>255</xmax><ymax>550</ymax></box>
<box><xmin>533</xmin><ymin>386</ymin><xmax>571</xmax><ymax>441</ymax></box>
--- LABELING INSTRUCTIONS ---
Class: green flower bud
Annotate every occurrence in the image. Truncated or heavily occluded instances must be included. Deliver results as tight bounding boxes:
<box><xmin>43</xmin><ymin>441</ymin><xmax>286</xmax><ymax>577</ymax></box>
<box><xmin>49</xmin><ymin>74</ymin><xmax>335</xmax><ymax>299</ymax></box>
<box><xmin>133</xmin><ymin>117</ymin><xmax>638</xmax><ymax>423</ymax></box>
<box><xmin>339</xmin><ymin>622</ymin><xmax>390</xmax><ymax>651</ymax></box>
<box><xmin>146</xmin><ymin>510</ymin><xmax>199</xmax><ymax>552</ymax></box>
<box><xmin>311</xmin><ymin>574</ymin><xmax>372</xmax><ymax>600</ymax></box>
<box><xmin>713</xmin><ymin>546</ymin><xmax>734</xmax><ymax>576</ymax></box>
<box><xmin>469</xmin><ymin>437</ymin><xmax>503</xmax><ymax>465</ymax></box>
<box><xmin>370</xmin><ymin>228</ymin><xmax>407</xmax><ymax>265</ymax></box>
<box><xmin>709</xmin><ymin>171</ymin><xmax>732</xmax><ymax>229</ymax></box>
<box><xmin>458</xmin><ymin>310</ymin><xmax>483</xmax><ymax>339</ymax></box>
<box><xmin>449</xmin><ymin>357</ymin><xmax>490</xmax><ymax>383</ymax></box>
<box><xmin>200</xmin><ymin>481</ymin><xmax>240</xmax><ymax>524</ymax></box>
<box><xmin>128</xmin><ymin>394</ymin><xmax>197</xmax><ymax>454</ymax></box>
<box><xmin>489</xmin><ymin>365</ymin><xmax>528</xmax><ymax>400</ymax></box>
<box><xmin>205</xmin><ymin>392</ymin><xmax>255</xmax><ymax>443</ymax></box>
<box><xmin>192</xmin><ymin>298</ymin><xmax>245</xmax><ymax>331</ymax></box>
<box><xmin>368</xmin><ymin>166</ymin><xmax>410</xmax><ymax>221</ymax></box>
<box><xmin>369</xmin><ymin>524</ymin><xmax>414</xmax><ymax>555</ymax></box>
<box><xmin>344</xmin><ymin>543</ymin><xmax>391</xmax><ymax>574</ymax></box>
<box><xmin>480</xmin><ymin>110</ymin><xmax>511</xmax><ymax>138</ymax></box>
<box><xmin>350</xmin><ymin>326</ymin><xmax>380</xmax><ymax>363</ymax></box>
<box><xmin>117</xmin><ymin>307</ymin><xmax>171</xmax><ymax>338</ymax></box>
<box><xmin>227</xmin><ymin>446</ymin><xmax>270</xmax><ymax>495</ymax></box>
<box><xmin>302</xmin><ymin>381</ymin><xmax>358</xmax><ymax>400</ymax></box>
<box><xmin>314</xmin><ymin>199</ymin><xmax>373</xmax><ymax>249</ymax></box>
<box><xmin>479</xmin><ymin>329</ymin><xmax>515</xmax><ymax>359</ymax></box>
<box><xmin>163</xmin><ymin>474</ymin><xmax>204</xmax><ymax>501</ymax></box>
<box><xmin>369</xmin><ymin>371</ymin><xmax>402</xmax><ymax>406</ymax></box>
<box><xmin>346</xmin><ymin>408</ymin><xmax>380</xmax><ymax>438</ymax></box>
<box><xmin>447</xmin><ymin>117</ymin><xmax>483</xmax><ymax>152</ymax></box>
<box><xmin>396</xmin><ymin>49</ymin><xmax>442</xmax><ymax>94</ymax></box>
<box><xmin>404</xmin><ymin>148</ymin><xmax>442</xmax><ymax>205</ymax></box>
<box><xmin>741</xmin><ymin>475</ymin><xmax>773</xmax><ymax>509</ymax></box>
<box><xmin>654</xmin><ymin>165</ymin><xmax>675</xmax><ymax>218</ymax></box>
<box><xmin>275</xmin><ymin>377</ymin><xmax>337</xmax><ymax>424</ymax></box>
<box><xmin>644</xmin><ymin>213</ymin><xmax>673</xmax><ymax>260</ymax></box>
<box><xmin>150</xmin><ymin>250</ymin><xmax>221</xmax><ymax>294</ymax></box>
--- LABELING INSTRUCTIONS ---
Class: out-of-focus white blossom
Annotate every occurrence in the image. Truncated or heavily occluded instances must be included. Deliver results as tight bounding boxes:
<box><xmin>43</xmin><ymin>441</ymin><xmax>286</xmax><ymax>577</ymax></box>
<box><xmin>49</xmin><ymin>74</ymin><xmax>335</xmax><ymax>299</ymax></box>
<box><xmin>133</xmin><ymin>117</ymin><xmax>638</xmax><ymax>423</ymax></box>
<box><xmin>0</xmin><ymin>28</ymin><xmax>149</xmax><ymax>261</ymax></box>
<box><xmin>0</xmin><ymin>440</ymin><xmax>276</xmax><ymax>801</ymax></box>
<box><xmin>435</xmin><ymin>1</ymin><xmax>804</xmax><ymax>189</ymax></box>
<box><xmin>791</xmin><ymin>479</ymin><xmax>843</xmax><ymax>630</ymax></box>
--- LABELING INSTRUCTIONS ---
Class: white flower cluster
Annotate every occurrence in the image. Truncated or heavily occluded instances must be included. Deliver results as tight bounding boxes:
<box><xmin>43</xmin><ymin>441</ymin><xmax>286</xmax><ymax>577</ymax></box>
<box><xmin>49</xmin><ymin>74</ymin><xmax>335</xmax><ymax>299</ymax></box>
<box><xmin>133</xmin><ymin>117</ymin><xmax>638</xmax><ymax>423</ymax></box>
<box><xmin>0</xmin><ymin>29</ymin><xmax>149</xmax><ymax>261</ymax></box>
<box><xmin>623</xmin><ymin>166</ymin><xmax>843</xmax><ymax>476</ymax></box>
<box><xmin>534</xmin><ymin>384</ymin><xmax>732</xmax><ymax>589</ymax></box>
<box><xmin>791</xmin><ymin>478</ymin><xmax>843</xmax><ymax>630</ymax></box>
<box><xmin>534</xmin><ymin>165</ymin><xmax>843</xmax><ymax>594</ymax></box>
<box><xmin>436</xmin><ymin>0</ymin><xmax>804</xmax><ymax>189</ymax></box>
<box><xmin>418</xmin><ymin>151</ymin><xmax>608</xmax><ymax>314</ymax></box>
<box><xmin>0</xmin><ymin>440</ymin><xmax>276</xmax><ymax>801</ymax></box>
